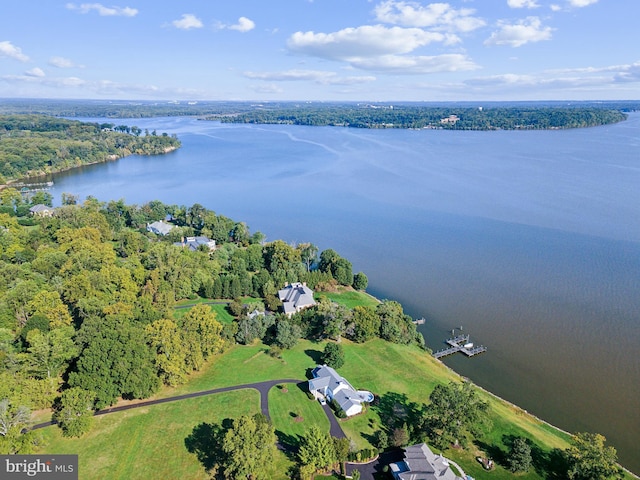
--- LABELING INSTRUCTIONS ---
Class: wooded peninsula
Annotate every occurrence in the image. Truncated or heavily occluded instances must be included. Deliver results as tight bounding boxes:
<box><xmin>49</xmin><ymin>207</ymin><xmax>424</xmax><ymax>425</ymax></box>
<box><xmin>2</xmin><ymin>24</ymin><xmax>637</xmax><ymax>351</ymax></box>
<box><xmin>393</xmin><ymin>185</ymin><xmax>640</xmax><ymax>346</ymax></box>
<box><xmin>0</xmin><ymin>115</ymin><xmax>180</xmax><ymax>183</ymax></box>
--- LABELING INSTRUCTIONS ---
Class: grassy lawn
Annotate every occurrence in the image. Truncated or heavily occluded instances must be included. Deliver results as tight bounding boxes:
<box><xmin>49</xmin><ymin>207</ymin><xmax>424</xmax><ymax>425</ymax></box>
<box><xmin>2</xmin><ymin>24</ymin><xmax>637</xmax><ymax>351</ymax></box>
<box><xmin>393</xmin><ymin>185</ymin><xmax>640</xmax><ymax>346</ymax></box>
<box><xmin>172</xmin><ymin>302</ymin><xmax>235</xmax><ymax>324</ymax></box>
<box><xmin>316</xmin><ymin>289</ymin><xmax>380</xmax><ymax>309</ymax></box>
<box><xmin>269</xmin><ymin>382</ymin><xmax>329</xmax><ymax>448</ymax></box>
<box><xmin>38</xmin><ymin>389</ymin><xmax>292</xmax><ymax>480</ymax></box>
<box><xmin>34</xmin><ymin>338</ymin><xmax>628</xmax><ymax>479</ymax></box>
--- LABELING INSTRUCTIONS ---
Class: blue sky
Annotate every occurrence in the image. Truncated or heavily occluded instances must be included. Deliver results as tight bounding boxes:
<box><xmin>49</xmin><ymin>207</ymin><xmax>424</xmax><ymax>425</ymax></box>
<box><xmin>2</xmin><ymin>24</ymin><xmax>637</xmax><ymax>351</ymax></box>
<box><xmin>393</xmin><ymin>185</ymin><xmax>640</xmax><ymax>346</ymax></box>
<box><xmin>1</xmin><ymin>0</ymin><xmax>638</xmax><ymax>101</ymax></box>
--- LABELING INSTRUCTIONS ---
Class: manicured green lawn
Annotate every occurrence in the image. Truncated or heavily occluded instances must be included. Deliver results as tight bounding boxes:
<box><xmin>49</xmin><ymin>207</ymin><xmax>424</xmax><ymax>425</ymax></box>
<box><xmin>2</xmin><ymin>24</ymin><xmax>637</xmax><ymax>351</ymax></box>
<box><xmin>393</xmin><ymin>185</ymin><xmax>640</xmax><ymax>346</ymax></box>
<box><xmin>316</xmin><ymin>289</ymin><xmax>380</xmax><ymax>309</ymax></box>
<box><xmin>269</xmin><ymin>382</ymin><xmax>330</xmax><ymax>448</ymax></box>
<box><xmin>172</xmin><ymin>302</ymin><xmax>235</xmax><ymax>324</ymax></box>
<box><xmin>35</xmin><ymin>338</ymin><xmax>625</xmax><ymax>480</ymax></box>
<box><xmin>38</xmin><ymin>389</ymin><xmax>292</xmax><ymax>480</ymax></box>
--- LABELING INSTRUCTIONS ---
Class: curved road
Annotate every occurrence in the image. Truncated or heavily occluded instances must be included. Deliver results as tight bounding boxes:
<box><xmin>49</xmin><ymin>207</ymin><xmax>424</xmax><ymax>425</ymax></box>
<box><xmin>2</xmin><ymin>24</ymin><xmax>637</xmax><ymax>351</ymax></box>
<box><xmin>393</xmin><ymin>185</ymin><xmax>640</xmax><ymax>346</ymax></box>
<box><xmin>31</xmin><ymin>378</ymin><xmax>346</xmax><ymax>440</ymax></box>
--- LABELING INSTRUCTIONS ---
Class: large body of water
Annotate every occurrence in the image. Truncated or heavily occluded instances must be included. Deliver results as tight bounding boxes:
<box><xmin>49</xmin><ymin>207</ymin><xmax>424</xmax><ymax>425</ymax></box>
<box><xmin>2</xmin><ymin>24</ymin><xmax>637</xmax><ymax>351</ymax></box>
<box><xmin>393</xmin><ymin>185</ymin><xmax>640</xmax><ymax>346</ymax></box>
<box><xmin>34</xmin><ymin>114</ymin><xmax>640</xmax><ymax>472</ymax></box>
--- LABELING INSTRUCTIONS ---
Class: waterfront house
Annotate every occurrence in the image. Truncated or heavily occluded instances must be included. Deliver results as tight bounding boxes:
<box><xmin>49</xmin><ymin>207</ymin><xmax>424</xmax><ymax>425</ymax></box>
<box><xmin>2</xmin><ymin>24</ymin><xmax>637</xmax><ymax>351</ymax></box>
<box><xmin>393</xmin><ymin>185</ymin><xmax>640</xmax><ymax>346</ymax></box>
<box><xmin>389</xmin><ymin>443</ymin><xmax>463</xmax><ymax>480</ymax></box>
<box><xmin>173</xmin><ymin>236</ymin><xmax>216</xmax><ymax>251</ymax></box>
<box><xmin>29</xmin><ymin>204</ymin><xmax>54</xmax><ymax>217</ymax></box>
<box><xmin>147</xmin><ymin>220</ymin><xmax>174</xmax><ymax>236</ymax></box>
<box><xmin>308</xmin><ymin>365</ymin><xmax>368</xmax><ymax>417</ymax></box>
<box><xmin>277</xmin><ymin>282</ymin><xmax>316</xmax><ymax>316</ymax></box>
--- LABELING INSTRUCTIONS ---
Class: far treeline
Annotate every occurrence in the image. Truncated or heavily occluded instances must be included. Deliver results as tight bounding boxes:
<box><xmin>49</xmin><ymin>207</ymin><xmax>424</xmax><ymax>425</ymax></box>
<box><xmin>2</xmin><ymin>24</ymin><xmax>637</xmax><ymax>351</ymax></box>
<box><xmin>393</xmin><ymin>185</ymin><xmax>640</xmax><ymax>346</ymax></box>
<box><xmin>214</xmin><ymin>104</ymin><xmax>629</xmax><ymax>130</ymax></box>
<box><xmin>0</xmin><ymin>115</ymin><xmax>181</xmax><ymax>182</ymax></box>
<box><xmin>1</xmin><ymin>98</ymin><xmax>639</xmax><ymax>129</ymax></box>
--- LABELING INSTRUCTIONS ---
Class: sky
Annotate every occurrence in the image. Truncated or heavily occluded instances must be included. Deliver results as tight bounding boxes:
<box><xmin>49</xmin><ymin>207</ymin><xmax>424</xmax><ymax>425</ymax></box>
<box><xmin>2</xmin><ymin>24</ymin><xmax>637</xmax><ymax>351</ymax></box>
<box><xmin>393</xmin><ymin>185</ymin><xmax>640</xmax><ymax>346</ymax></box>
<box><xmin>1</xmin><ymin>0</ymin><xmax>639</xmax><ymax>102</ymax></box>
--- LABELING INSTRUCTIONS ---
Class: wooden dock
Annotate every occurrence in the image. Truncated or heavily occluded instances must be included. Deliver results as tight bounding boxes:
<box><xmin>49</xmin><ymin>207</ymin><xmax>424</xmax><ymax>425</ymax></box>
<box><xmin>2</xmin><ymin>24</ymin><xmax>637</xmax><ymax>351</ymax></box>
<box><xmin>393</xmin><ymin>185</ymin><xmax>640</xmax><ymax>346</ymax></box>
<box><xmin>433</xmin><ymin>334</ymin><xmax>487</xmax><ymax>359</ymax></box>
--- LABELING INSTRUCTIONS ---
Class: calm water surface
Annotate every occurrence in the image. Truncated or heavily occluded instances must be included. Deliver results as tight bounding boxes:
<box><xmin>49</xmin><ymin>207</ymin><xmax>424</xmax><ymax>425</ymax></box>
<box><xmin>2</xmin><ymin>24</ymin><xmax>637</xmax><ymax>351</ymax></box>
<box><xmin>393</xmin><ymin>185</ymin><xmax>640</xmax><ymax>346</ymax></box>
<box><xmin>38</xmin><ymin>114</ymin><xmax>640</xmax><ymax>472</ymax></box>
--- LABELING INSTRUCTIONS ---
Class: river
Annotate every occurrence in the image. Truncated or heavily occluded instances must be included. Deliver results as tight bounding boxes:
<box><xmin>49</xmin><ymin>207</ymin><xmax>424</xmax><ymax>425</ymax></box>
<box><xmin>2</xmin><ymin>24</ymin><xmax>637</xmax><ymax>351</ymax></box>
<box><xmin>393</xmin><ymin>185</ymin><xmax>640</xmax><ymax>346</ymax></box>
<box><xmin>31</xmin><ymin>113</ymin><xmax>640</xmax><ymax>472</ymax></box>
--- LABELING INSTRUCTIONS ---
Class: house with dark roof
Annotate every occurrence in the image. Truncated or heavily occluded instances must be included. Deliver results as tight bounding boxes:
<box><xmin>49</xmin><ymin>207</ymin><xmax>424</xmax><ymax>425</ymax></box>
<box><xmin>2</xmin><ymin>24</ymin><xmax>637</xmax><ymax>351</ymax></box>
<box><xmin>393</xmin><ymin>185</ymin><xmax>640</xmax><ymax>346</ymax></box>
<box><xmin>389</xmin><ymin>443</ymin><xmax>464</xmax><ymax>480</ymax></box>
<box><xmin>173</xmin><ymin>236</ymin><xmax>216</xmax><ymax>251</ymax></box>
<box><xmin>277</xmin><ymin>282</ymin><xmax>316</xmax><ymax>316</ymax></box>
<box><xmin>29</xmin><ymin>204</ymin><xmax>54</xmax><ymax>217</ymax></box>
<box><xmin>147</xmin><ymin>220</ymin><xmax>174</xmax><ymax>236</ymax></box>
<box><xmin>308</xmin><ymin>365</ymin><xmax>372</xmax><ymax>417</ymax></box>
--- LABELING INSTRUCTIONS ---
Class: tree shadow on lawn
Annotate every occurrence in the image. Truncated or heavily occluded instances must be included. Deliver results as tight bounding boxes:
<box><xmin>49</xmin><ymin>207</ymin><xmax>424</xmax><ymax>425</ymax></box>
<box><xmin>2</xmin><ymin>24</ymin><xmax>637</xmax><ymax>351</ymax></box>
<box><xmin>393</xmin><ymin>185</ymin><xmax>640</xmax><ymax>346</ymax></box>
<box><xmin>474</xmin><ymin>435</ymin><xmax>568</xmax><ymax>479</ymax></box>
<box><xmin>184</xmin><ymin>421</ymin><xmax>228</xmax><ymax>473</ymax></box>
<box><xmin>275</xmin><ymin>429</ymin><xmax>300</xmax><ymax>458</ymax></box>
<box><xmin>373</xmin><ymin>392</ymin><xmax>424</xmax><ymax>432</ymax></box>
<box><xmin>474</xmin><ymin>439</ymin><xmax>506</xmax><ymax>466</ymax></box>
<box><xmin>304</xmin><ymin>348</ymin><xmax>323</xmax><ymax>366</ymax></box>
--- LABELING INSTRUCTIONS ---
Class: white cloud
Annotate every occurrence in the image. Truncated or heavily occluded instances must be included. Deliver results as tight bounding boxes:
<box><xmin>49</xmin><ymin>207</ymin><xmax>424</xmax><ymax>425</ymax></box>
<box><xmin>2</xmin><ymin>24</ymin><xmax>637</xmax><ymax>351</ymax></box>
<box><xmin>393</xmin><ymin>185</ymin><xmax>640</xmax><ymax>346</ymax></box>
<box><xmin>243</xmin><ymin>69</ymin><xmax>376</xmax><ymax>85</ymax></box>
<box><xmin>373</xmin><ymin>1</ymin><xmax>485</xmax><ymax>32</ymax></box>
<box><xmin>507</xmin><ymin>0</ymin><xmax>540</xmax><ymax>8</ymax></box>
<box><xmin>25</xmin><ymin>68</ymin><xmax>45</xmax><ymax>77</ymax></box>
<box><xmin>568</xmin><ymin>0</ymin><xmax>598</xmax><ymax>7</ymax></box>
<box><xmin>288</xmin><ymin>25</ymin><xmax>451</xmax><ymax>60</ymax></box>
<box><xmin>66</xmin><ymin>3</ymin><xmax>138</xmax><ymax>17</ymax></box>
<box><xmin>550</xmin><ymin>4</ymin><xmax>562</xmax><ymax>11</ymax></box>
<box><xmin>172</xmin><ymin>14</ymin><xmax>203</xmax><ymax>30</ymax></box>
<box><xmin>287</xmin><ymin>25</ymin><xmax>478</xmax><ymax>74</ymax></box>
<box><xmin>1</xmin><ymin>74</ymin><xmax>86</xmax><ymax>87</ymax></box>
<box><xmin>227</xmin><ymin>17</ymin><xmax>255</xmax><ymax>33</ymax></box>
<box><xmin>349</xmin><ymin>53</ymin><xmax>478</xmax><ymax>74</ymax></box>
<box><xmin>250</xmin><ymin>83</ymin><xmax>284</xmax><ymax>94</ymax></box>
<box><xmin>0</xmin><ymin>41</ymin><xmax>29</xmax><ymax>62</ymax></box>
<box><xmin>49</xmin><ymin>56</ymin><xmax>82</xmax><ymax>68</ymax></box>
<box><xmin>484</xmin><ymin>17</ymin><xmax>553</xmax><ymax>47</ymax></box>
<box><xmin>613</xmin><ymin>61</ymin><xmax>640</xmax><ymax>83</ymax></box>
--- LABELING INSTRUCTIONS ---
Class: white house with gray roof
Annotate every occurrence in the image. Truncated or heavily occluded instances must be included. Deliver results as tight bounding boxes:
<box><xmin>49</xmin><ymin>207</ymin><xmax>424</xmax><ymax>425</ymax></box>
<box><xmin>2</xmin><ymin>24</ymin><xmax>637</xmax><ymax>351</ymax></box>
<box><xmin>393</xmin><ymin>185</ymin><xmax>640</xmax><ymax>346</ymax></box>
<box><xmin>278</xmin><ymin>282</ymin><xmax>316</xmax><ymax>316</ymax></box>
<box><xmin>308</xmin><ymin>365</ymin><xmax>373</xmax><ymax>417</ymax></box>
<box><xmin>173</xmin><ymin>236</ymin><xmax>216</xmax><ymax>251</ymax></box>
<box><xmin>29</xmin><ymin>204</ymin><xmax>54</xmax><ymax>217</ymax></box>
<box><xmin>147</xmin><ymin>220</ymin><xmax>174</xmax><ymax>236</ymax></box>
<box><xmin>390</xmin><ymin>443</ymin><xmax>464</xmax><ymax>480</ymax></box>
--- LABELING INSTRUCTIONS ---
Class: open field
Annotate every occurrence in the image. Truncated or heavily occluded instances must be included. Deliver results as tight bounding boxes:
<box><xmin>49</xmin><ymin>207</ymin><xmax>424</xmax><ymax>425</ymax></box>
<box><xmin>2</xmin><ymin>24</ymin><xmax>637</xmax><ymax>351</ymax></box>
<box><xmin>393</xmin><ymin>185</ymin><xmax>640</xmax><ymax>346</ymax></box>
<box><xmin>35</xmin><ymin>338</ymin><xmax>633</xmax><ymax>479</ymax></box>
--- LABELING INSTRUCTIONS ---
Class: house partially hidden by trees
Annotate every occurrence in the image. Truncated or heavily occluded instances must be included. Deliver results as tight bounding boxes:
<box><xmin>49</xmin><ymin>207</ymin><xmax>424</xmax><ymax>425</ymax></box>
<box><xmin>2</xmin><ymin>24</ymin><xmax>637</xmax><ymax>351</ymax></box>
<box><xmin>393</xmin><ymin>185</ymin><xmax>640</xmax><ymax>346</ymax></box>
<box><xmin>278</xmin><ymin>282</ymin><xmax>316</xmax><ymax>316</ymax></box>
<box><xmin>146</xmin><ymin>220</ymin><xmax>174</xmax><ymax>236</ymax></box>
<box><xmin>173</xmin><ymin>236</ymin><xmax>216</xmax><ymax>251</ymax></box>
<box><xmin>308</xmin><ymin>365</ymin><xmax>372</xmax><ymax>417</ymax></box>
<box><xmin>29</xmin><ymin>204</ymin><xmax>54</xmax><ymax>217</ymax></box>
<box><xmin>389</xmin><ymin>443</ymin><xmax>463</xmax><ymax>480</ymax></box>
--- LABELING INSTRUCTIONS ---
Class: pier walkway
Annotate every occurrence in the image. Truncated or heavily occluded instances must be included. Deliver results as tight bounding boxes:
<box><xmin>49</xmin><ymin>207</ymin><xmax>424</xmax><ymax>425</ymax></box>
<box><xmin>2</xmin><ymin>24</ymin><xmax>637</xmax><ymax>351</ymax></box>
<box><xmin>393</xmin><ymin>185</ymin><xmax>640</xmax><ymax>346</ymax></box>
<box><xmin>433</xmin><ymin>334</ymin><xmax>487</xmax><ymax>359</ymax></box>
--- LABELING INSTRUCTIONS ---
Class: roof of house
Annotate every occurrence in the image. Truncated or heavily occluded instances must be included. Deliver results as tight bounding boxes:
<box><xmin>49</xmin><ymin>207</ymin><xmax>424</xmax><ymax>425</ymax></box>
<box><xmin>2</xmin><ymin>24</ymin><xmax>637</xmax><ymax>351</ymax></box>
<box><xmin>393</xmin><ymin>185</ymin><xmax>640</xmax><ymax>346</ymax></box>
<box><xmin>147</xmin><ymin>220</ymin><xmax>174</xmax><ymax>235</ymax></box>
<box><xmin>392</xmin><ymin>443</ymin><xmax>462</xmax><ymax>480</ymax></box>
<box><xmin>277</xmin><ymin>282</ymin><xmax>316</xmax><ymax>314</ymax></box>
<box><xmin>309</xmin><ymin>365</ymin><xmax>362</xmax><ymax>415</ymax></box>
<box><xmin>29</xmin><ymin>204</ymin><xmax>53</xmax><ymax>213</ymax></box>
<box><xmin>173</xmin><ymin>236</ymin><xmax>216</xmax><ymax>251</ymax></box>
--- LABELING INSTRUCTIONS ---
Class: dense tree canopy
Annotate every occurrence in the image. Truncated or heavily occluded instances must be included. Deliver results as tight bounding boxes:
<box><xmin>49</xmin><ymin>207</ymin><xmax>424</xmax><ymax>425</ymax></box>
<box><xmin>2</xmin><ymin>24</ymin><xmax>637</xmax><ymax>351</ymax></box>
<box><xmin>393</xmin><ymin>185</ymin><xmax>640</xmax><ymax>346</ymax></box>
<box><xmin>565</xmin><ymin>432</ymin><xmax>622</xmax><ymax>480</ymax></box>
<box><xmin>0</xmin><ymin>115</ymin><xmax>181</xmax><ymax>182</ymax></box>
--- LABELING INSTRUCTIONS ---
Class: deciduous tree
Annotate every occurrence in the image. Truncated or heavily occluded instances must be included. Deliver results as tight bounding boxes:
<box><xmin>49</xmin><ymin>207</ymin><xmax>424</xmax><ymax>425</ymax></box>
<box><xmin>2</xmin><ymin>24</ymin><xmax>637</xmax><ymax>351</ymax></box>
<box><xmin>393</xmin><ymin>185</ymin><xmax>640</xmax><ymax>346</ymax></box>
<box><xmin>565</xmin><ymin>432</ymin><xmax>622</xmax><ymax>480</ymax></box>
<box><xmin>53</xmin><ymin>387</ymin><xmax>96</xmax><ymax>437</ymax></box>
<box><xmin>220</xmin><ymin>414</ymin><xmax>277</xmax><ymax>480</ymax></box>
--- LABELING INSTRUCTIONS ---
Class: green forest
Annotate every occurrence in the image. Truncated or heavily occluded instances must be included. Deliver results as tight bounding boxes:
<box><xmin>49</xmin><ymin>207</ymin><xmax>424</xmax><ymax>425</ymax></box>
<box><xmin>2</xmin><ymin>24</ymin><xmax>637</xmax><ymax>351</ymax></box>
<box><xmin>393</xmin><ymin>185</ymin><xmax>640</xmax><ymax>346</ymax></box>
<box><xmin>0</xmin><ymin>193</ymin><xmax>421</xmax><ymax>429</ymax></box>
<box><xmin>0</xmin><ymin>115</ymin><xmax>181</xmax><ymax>182</ymax></box>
